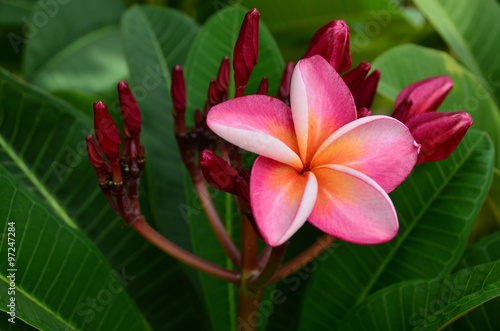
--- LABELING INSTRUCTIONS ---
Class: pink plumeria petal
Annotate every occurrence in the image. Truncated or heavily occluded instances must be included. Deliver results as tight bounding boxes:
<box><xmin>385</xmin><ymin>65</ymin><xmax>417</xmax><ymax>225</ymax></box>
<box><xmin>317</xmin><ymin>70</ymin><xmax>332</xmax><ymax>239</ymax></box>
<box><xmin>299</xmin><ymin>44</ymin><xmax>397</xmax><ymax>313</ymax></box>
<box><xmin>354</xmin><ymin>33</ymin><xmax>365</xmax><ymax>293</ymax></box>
<box><xmin>309</xmin><ymin>165</ymin><xmax>398</xmax><ymax>244</ymax></box>
<box><xmin>250</xmin><ymin>156</ymin><xmax>318</xmax><ymax>246</ymax></box>
<box><xmin>207</xmin><ymin>95</ymin><xmax>302</xmax><ymax>170</ymax></box>
<box><xmin>290</xmin><ymin>55</ymin><xmax>356</xmax><ymax>164</ymax></box>
<box><xmin>311</xmin><ymin>116</ymin><xmax>419</xmax><ymax>193</ymax></box>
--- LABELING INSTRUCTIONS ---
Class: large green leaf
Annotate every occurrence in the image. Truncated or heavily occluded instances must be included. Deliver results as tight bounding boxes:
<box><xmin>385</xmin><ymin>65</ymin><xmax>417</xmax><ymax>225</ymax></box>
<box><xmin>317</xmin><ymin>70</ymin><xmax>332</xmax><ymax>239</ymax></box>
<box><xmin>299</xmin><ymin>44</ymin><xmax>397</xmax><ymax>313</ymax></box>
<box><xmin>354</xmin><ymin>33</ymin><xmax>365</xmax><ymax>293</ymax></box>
<box><xmin>241</xmin><ymin>0</ymin><xmax>425</xmax><ymax>64</ymax></box>
<box><xmin>414</xmin><ymin>0</ymin><xmax>500</xmax><ymax>106</ymax></box>
<box><xmin>297</xmin><ymin>131</ymin><xmax>495</xmax><ymax>329</ymax></box>
<box><xmin>22</xmin><ymin>0</ymin><xmax>127</xmax><ymax>95</ymax></box>
<box><xmin>121</xmin><ymin>5</ymin><xmax>200</xmax><ymax>251</ymax></box>
<box><xmin>447</xmin><ymin>232</ymin><xmax>500</xmax><ymax>330</ymax></box>
<box><xmin>182</xmin><ymin>6</ymin><xmax>284</xmax><ymax>331</ymax></box>
<box><xmin>184</xmin><ymin>6</ymin><xmax>285</xmax><ymax>125</ymax></box>
<box><xmin>0</xmin><ymin>0</ymin><xmax>33</xmax><ymax>25</ymax></box>
<box><xmin>0</xmin><ymin>67</ymin><xmax>203</xmax><ymax>330</ymax></box>
<box><xmin>372</xmin><ymin>44</ymin><xmax>500</xmax><ymax>167</ymax></box>
<box><xmin>336</xmin><ymin>260</ymin><xmax>500</xmax><ymax>331</ymax></box>
<box><xmin>0</xmin><ymin>165</ymin><xmax>151</xmax><ymax>330</ymax></box>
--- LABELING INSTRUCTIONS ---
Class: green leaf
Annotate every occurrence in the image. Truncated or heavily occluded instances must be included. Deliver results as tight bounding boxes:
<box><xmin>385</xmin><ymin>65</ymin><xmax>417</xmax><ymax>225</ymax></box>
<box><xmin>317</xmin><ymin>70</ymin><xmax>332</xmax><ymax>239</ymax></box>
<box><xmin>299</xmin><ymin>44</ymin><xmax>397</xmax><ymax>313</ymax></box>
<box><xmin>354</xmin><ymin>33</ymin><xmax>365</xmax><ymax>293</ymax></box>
<box><xmin>336</xmin><ymin>261</ymin><xmax>500</xmax><ymax>331</ymax></box>
<box><xmin>0</xmin><ymin>67</ymin><xmax>204</xmax><ymax>330</ymax></box>
<box><xmin>121</xmin><ymin>5</ymin><xmax>200</xmax><ymax>250</ymax></box>
<box><xmin>0</xmin><ymin>165</ymin><xmax>151</xmax><ymax>330</ymax></box>
<box><xmin>414</xmin><ymin>0</ymin><xmax>500</xmax><ymax>106</ymax></box>
<box><xmin>372</xmin><ymin>44</ymin><xmax>500</xmax><ymax>167</ymax></box>
<box><xmin>0</xmin><ymin>0</ymin><xmax>33</xmax><ymax>25</ymax></box>
<box><xmin>23</xmin><ymin>0</ymin><xmax>128</xmax><ymax>95</ymax></box>
<box><xmin>181</xmin><ymin>6</ymin><xmax>285</xmax><ymax>331</ymax></box>
<box><xmin>447</xmin><ymin>232</ymin><xmax>500</xmax><ymax>330</ymax></box>
<box><xmin>184</xmin><ymin>6</ymin><xmax>285</xmax><ymax>126</ymax></box>
<box><xmin>297</xmin><ymin>131</ymin><xmax>495</xmax><ymax>329</ymax></box>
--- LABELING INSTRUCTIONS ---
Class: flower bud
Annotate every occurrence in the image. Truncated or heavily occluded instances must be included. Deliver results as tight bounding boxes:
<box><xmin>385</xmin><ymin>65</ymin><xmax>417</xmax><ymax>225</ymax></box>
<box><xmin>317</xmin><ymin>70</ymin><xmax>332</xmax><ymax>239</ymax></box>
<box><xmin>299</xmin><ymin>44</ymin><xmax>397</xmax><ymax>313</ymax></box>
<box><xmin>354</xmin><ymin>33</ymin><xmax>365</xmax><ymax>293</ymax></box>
<box><xmin>172</xmin><ymin>65</ymin><xmax>186</xmax><ymax>135</ymax></box>
<box><xmin>277</xmin><ymin>61</ymin><xmax>295</xmax><ymax>105</ymax></box>
<box><xmin>93</xmin><ymin>101</ymin><xmax>121</xmax><ymax>162</ymax></box>
<box><xmin>216</xmin><ymin>56</ymin><xmax>230</xmax><ymax>100</ymax></box>
<box><xmin>393</xmin><ymin>75</ymin><xmax>453</xmax><ymax>123</ymax></box>
<box><xmin>406</xmin><ymin>111</ymin><xmax>473</xmax><ymax>164</ymax></box>
<box><xmin>233</xmin><ymin>8</ymin><xmax>260</xmax><ymax>93</ymax></box>
<box><xmin>199</xmin><ymin>150</ymin><xmax>239</xmax><ymax>193</ymax></box>
<box><xmin>352</xmin><ymin>69</ymin><xmax>380</xmax><ymax>110</ymax></box>
<box><xmin>357</xmin><ymin>107</ymin><xmax>372</xmax><ymax>119</ymax></box>
<box><xmin>303</xmin><ymin>20</ymin><xmax>351</xmax><ymax>73</ymax></box>
<box><xmin>342</xmin><ymin>62</ymin><xmax>370</xmax><ymax>90</ymax></box>
<box><xmin>257</xmin><ymin>76</ymin><xmax>268</xmax><ymax>95</ymax></box>
<box><xmin>118</xmin><ymin>81</ymin><xmax>142</xmax><ymax>144</ymax></box>
<box><xmin>86</xmin><ymin>135</ymin><xmax>111</xmax><ymax>184</ymax></box>
<box><xmin>207</xmin><ymin>79</ymin><xmax>221</xmax><ymax>107</ymax></box>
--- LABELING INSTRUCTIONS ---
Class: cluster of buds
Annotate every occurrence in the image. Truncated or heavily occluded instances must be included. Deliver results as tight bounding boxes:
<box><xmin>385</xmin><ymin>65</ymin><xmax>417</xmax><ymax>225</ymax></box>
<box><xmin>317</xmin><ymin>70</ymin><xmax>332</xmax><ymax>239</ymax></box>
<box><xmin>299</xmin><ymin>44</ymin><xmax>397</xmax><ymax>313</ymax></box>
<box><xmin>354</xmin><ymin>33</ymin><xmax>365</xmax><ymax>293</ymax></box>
<box><xmin>391</xmin><ymin>76</ymin><xmax>473</xmax><ymax>164</ymax></box>
<box><xmin>170</xmin><ymin>9</ymin><xmax>261</xmax><ymax>206</ymax></box>
<box><xmin>86</xmin><ymin>82</ymin><xmax>145</xmax><ymax>224</ymax></box>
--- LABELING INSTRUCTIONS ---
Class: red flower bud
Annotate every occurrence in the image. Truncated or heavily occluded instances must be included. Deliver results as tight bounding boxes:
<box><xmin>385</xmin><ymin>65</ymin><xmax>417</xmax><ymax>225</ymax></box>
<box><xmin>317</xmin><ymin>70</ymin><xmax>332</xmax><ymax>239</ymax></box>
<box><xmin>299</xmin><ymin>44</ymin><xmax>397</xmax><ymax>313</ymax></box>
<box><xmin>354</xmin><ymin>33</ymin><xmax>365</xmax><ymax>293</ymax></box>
<box><xmin>342</xmin><ymin>62</ymin><xmax>370</xmax><ymax>90</ymax></box>
<box><xmin>216</xmin><ymin>56</ymin><xmax>230</xmax><ymax>100</ymax></box>
<box><xmin>342</xmin><ymin>62</ymin><xmax>380</xmax><ymax>109</ymax></box>
<box><xmin>277</xmin><ymin>61</ymin><xmax>295</xmax><ymax>105</ymax></box>
<box><xmin>357</xmin><ymin>107</ymin><xmax>372</xmax><ymax>119</ymax></box>
<box><xmin>172</xmin><ymin>65</ymin><xmax>186</xmax><ymax>135</ymax></box>
<box><xmin>257</xmin><ymin>76</ymin><xmax>268</xmax><ymax>95</ymax></box>
<box><xmin>393</xmin><ymin>75</ymin><xmax>453</xmax><ymax>123</ymax></box>
<box><xmin>86</xmin><ymin>135</ymin><xmax>111</xmax><ymax>184</ymax></box>
<box><xmin>207</xmin><ymin>79</ymin><xmax>220</xmax><ymax>107</ymax></box>
<box><xmin>406</xmin><ymin>111</ymin><xmax>473</xmax><ymax>164</ymax></box>
<box><xmin>93</xmin><ymin>101</ymin><xmax>121</xmax><ymax>162</ymax></box>
<box><xmin>118</xmin><ymin>81</ymin><xmax>142</xmax><ymax>144</ymax></box>
<box><xmin>352</xmin><ymin>69</ymin><xmax>380</xmax><ymax>110</ymax></box>
<box><xmin>233</xmin><ymin>8</ymin><xmax>260</xmax><ymax>93</ymax></box>
<box><xmin>199</xmin><ymin>150</ymin><xmax>239</xmax><ymax>193</ymax></box>
<box><xmin>303</xmin><ymin>20</ymin><xmax>351</xmax><ymax>73</ymax></box>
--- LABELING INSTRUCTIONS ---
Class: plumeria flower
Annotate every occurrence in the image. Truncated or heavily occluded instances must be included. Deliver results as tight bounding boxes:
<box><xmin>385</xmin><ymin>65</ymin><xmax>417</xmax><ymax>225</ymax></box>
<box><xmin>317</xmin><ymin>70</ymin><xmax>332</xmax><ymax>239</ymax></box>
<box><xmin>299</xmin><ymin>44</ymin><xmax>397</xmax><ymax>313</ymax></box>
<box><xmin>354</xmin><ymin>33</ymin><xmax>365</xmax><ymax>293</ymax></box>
<box><xmin>207</xmin><ymin>55</ymin><xmax>420</xmax><ymax>246</ymax></box>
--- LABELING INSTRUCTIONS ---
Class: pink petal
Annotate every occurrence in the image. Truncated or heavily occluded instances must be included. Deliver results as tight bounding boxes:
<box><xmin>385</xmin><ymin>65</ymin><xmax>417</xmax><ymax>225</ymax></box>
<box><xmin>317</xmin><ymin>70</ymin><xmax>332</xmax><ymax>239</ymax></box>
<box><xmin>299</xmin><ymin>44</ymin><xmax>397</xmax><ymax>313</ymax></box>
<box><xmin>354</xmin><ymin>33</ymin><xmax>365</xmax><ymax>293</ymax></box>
<box><xmin>290</xmin><ymin>55</ymin><xmax>356</xmax><ymax>164</ymax></box>
<box><xmin>311</xmin><ymin>116</ymin><xmax>419</xmax><ymax>193</ymax></box>
<box><xmin>250</xmin><ymin>156</ymin><xmax>318</xmax><ymax>246</ymax></box>
<box><xmin>207</xmin><ymin>95</ymin><xmax>302</xmax><ymax>170</ymax></box>
<box><xmin>309</xmin><ymin>165</ymin><xmax>398</xmax><ymax>244</ymax></box>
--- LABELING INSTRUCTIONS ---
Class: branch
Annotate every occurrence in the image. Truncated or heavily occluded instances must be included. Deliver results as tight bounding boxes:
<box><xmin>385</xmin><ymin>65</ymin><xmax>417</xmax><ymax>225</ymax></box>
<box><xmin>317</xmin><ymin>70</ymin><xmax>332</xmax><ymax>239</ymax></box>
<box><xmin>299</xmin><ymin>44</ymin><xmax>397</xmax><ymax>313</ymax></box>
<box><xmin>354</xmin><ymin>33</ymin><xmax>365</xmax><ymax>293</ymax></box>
<box><xmin>132</xmin><ymin>215</ymin><xmax>240</xmax><ymax>284</ymax></box>
<box><xmin>269</xmin><ymin>235</ymin><xmax>337</xmax><ymax>284</ymax></box>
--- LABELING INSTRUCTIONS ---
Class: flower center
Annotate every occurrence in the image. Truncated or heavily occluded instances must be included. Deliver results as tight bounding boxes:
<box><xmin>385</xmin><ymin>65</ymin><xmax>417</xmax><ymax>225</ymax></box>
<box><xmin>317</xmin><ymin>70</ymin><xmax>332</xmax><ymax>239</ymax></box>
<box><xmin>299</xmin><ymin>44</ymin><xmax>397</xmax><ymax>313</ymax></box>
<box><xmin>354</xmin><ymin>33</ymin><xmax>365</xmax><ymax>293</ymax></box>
<box><xmin>299</xmin><ymin>165</ymin><xmax>311</xmax><ymax>176</ymax></box>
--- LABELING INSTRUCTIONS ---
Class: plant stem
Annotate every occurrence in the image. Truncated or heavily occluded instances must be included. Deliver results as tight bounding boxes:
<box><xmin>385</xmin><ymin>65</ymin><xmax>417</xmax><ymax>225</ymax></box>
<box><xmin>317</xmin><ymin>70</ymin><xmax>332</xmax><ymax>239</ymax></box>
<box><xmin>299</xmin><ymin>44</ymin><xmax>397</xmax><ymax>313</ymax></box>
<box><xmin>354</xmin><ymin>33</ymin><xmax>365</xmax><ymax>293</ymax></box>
<box><xmin>131</xmin><ymin>215</ymin><xmax>240</xmax><ymax>283</ymax></box>
<box><xmin>247</xmin><ymin>243</ymin><xmax>288</xmax><ymax>292</ymax></box>
<box><xmin>236</xmin><ymin>208</ymin><xmax>260</xmax><ymax>330</ymax></box>
<box><xmin>268</xmin><ymin>235</ymin><xmax>337</xmax><ymax>284</ymax></box>
<box><xmin>193</xmin><ymin>179</ymin><xmax>241</xmax><ymax>268</ymax></box>
<box><xmin>236</xmin><ymin>286</ymin><xmax>263</xmax><ymax>331</ymax></box>
<box><xmin>240</xmin><ymin>212</ymin><xmax>258</xmax><ymax>274</ymax></box>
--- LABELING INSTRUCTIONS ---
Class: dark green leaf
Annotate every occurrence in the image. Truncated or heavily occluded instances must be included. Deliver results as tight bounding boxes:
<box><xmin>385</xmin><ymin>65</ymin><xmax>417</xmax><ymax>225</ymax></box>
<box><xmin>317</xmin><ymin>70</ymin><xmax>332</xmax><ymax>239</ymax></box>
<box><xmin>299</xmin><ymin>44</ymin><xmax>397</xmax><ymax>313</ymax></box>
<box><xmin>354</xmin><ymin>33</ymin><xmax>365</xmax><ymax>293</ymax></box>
<box><xmin>337</xmin><ymin>261</ymin><xmax>500</xmax><ymax>331</ymax></box>
<box><xmin>414</xmin><ymin>0</ymin><xmax>500</xmax><ymax>106</ymax></box>
<box><xmin>447</xmin><ymin>232</ymin><xmax>500</xmax><ymax>330</ymax></box>
<box><xmin>0</xmin><ymin>165</ymin><xmax>151</xmax><ymax>330</ymax></box>
<box><xmin>297</xmin><ymin>131</ymin><xmax>495</xmax><ymax>329</ymax></box>
<box><xmin>121</xmin><ymin>4</ymin><xmax>200</xmax><ymax>250</ymax></box>
<box><xmin>0</xmin><ymin>0</ymin><xmax>33</xmax><ymax>25</ymax></box>
<box><xmin>23</xmin><ymin>0</ymin><xmax>127</xmax><ymax>94</ymax></box>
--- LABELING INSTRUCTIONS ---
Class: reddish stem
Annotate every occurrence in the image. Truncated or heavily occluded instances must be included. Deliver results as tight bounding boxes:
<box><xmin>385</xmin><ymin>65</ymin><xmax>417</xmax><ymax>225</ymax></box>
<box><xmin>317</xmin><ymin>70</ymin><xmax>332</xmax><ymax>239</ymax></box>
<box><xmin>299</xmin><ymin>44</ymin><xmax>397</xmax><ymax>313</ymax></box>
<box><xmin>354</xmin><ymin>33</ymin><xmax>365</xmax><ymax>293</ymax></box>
<box><xmin>132</xmin><ymin>215</ymin><xmax>240</xmax><ymax>283</ymax></box>
<box><xmin>269</xmin><ymin>235</ymin><xmax>337</xmax><ymax>284</ymax></box>
<box><xmin>193</xmin><ymin>179</ymin><xmax>241</xmax><ymax>268</ymax></box>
